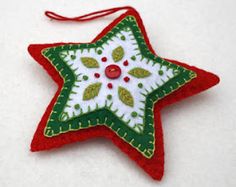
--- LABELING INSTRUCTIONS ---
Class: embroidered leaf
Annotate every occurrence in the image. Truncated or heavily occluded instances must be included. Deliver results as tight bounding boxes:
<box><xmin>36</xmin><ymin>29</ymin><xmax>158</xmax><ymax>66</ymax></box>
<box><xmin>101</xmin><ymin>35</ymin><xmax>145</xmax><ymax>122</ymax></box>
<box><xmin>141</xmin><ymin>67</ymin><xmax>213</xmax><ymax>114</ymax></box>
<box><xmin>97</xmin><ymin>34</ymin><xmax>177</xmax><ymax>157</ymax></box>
<box><xmin>128</xmin><ymin>67</ymin><xmax>151</xmax><ymax>78</ymax></box>
<box><xmin>112</xmin><ymin>46</ymin><xmax>124</xmax><ymax>62</ymax></box>
<box><xmin>83</xmin><ymin>83</ymin><xmax>102</xmax><ymax>100</ymax></box>
<box><xmin>118</xmin><ymin>86</ymin><xmax>134</xmax><ymax>107</ymax></box>
<box><xmin>81</xmin><ymin>57</ymin><xmax>99</xmax><ymax>68</ymax></box>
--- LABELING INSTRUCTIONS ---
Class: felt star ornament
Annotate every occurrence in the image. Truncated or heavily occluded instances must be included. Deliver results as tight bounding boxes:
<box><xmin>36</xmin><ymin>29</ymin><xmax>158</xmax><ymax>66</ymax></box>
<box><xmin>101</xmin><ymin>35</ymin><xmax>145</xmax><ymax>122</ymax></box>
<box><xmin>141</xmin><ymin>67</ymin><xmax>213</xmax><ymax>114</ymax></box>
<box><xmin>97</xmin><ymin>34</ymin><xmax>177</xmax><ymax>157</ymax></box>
<box><xmin>28</xmin><ymin>7</ymin><xmax>219</xmax><ymax>180</ymax></box>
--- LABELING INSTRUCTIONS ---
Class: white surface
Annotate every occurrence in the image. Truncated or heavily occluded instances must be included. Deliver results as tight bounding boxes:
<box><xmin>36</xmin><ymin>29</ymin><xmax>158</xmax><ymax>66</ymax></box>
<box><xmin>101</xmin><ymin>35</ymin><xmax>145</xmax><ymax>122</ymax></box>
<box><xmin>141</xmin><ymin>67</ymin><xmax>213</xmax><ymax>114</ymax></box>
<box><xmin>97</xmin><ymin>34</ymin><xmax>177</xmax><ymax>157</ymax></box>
<box><xmin>0</xmin><ymin>0</ymin><xmax>235</xmax><ymax>186</ymax></box>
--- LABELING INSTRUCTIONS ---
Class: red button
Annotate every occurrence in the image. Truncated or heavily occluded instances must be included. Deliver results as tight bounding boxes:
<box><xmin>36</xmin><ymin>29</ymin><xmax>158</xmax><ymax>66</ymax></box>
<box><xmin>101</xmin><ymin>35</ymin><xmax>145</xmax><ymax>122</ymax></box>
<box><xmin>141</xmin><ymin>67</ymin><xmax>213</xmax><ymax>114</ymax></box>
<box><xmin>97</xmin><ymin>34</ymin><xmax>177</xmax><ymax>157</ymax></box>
<box><xmin>105</xmin><ymin>64</ymin><xmax>121</xmax><ymax>79</ymax></box>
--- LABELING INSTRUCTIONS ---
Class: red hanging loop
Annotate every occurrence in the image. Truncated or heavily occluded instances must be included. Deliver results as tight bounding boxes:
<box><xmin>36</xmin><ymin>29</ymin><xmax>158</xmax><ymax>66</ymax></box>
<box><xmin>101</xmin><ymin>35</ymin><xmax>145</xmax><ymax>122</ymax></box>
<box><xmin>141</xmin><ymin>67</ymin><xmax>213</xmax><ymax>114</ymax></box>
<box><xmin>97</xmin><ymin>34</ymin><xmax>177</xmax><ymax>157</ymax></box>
<box><xmin>45</xmin><ymin>6</ymin><xmax>134</xmax><ymax>22</ymax></box>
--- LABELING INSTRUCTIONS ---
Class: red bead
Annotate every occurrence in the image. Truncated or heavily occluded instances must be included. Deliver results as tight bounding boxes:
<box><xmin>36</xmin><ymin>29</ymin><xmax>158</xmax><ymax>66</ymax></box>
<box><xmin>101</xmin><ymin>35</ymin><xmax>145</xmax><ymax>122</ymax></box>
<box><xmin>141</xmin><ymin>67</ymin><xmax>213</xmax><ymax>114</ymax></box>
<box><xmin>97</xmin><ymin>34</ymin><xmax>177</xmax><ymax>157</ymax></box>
<box><xmin>94</xmin><ymin>73</ymin><xmax>100</xmax><ymax>78</ymax></box>
<box><xmin>124</xmin><ymin>76</ymin><xmax>130</xmax><ymax>82</ymax></box>
<box><xmin>101</xmin><ymin>57</ymin><xmax>107</xmax><ymax>62</ymax></box>
<box><xmin>107</xmin><ymin>83</ymin><xmax>113</xmax><ymax>89</ymax></box>
<box><xmin>123</xmin><ymin>60</ymin><xmax>129</xmax><ymax>66</ymax></box>
<box><xmin>105</xmin><ymin>64</ymin><xmax>121</xmax><ymax>79</ymax></box>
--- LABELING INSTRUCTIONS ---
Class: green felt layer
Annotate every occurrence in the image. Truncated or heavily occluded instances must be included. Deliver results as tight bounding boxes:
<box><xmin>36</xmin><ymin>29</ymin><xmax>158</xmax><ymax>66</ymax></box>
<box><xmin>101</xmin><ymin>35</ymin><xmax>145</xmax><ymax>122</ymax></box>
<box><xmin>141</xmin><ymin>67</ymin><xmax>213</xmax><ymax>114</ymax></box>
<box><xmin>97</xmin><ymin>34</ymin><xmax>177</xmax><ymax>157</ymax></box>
<box><xmin>42</xmin><ymin>16</ymin><xmax>196</xmax><ymax>158</ymax></box>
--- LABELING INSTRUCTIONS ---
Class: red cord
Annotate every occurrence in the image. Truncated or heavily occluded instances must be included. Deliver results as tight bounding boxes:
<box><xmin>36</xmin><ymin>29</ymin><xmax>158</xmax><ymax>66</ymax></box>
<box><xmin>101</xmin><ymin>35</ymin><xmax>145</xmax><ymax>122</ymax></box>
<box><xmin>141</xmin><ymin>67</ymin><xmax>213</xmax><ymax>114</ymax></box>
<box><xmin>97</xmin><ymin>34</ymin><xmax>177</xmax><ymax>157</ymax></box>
<box><xmin>45</xmin><ymin>6</ymin><xmax>134</xmax><ymax>22</ymax></box>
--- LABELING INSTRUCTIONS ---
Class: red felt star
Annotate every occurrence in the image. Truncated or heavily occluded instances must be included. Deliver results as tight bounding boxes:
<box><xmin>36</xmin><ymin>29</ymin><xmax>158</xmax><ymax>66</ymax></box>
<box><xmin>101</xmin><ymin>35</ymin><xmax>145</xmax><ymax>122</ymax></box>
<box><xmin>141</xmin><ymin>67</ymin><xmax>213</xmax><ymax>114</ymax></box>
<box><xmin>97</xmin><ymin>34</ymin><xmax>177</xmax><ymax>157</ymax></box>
<box><xmin>28</xmin><ymin>7</ymin><xmax>219</xmax><ymax>180</ymax></box>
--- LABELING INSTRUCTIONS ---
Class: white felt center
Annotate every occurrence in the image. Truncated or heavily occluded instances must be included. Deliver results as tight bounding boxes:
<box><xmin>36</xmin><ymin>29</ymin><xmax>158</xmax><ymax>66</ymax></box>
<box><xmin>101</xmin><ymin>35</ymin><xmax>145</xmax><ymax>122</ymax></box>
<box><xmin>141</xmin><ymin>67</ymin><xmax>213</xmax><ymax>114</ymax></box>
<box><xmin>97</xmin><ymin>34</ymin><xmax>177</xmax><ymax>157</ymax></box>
<box><xmin>59</xmin><ymin>27</ymin><xmax>175</xmax><ymax>133</ymax></box>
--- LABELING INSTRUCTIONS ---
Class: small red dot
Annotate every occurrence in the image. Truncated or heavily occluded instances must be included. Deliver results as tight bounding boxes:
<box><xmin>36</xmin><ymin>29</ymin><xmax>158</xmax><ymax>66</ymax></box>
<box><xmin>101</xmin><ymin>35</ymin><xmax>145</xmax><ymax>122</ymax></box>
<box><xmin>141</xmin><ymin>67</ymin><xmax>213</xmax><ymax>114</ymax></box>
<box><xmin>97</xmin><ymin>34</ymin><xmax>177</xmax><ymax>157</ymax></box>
<box><xmin>124</xmin><ymin>76</ymin><xmax>130</xmax><ymax>82</ymax></box>
<box><xmin>101</xmin><ymin>57</ymin><xmax>107</xmax><ymax>62</ymax></box>
<box><xmin>94</xmin><ymin>73</ymin><xmax>100</xmax><ymax>78</ymax></box>
<box><xmin>123</xmin><ymin>60</ymin><xmax>129</xmax><ymax>66</ymax></box>
<box><xmin>107</xmin><ymin>83</ymin><xmax>113</xmax><ymax>89</ymax></box>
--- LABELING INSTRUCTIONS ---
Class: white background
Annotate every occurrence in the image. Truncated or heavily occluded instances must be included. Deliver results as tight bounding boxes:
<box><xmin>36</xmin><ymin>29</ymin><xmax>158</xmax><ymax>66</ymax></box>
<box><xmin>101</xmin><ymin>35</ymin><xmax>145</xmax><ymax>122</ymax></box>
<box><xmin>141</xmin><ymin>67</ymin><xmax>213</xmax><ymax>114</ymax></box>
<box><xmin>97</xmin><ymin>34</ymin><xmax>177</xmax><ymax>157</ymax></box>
<box><xmin>0</xmin><ymin>0</ymin><xmax>235</xmax><ymax>187</ymax></box>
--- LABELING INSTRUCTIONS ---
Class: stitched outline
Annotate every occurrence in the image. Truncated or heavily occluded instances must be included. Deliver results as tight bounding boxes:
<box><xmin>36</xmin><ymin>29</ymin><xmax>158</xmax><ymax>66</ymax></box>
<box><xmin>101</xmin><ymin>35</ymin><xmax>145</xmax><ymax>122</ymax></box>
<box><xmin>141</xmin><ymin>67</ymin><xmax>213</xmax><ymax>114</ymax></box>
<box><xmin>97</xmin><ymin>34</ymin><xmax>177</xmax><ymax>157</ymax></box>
<box><xmin>54</xmin><ymin>26</ymin><xmax>180</xmax><ymax>131</ymax></box>
<box><xmin>41</xmin><ymin>15</ymin><xmax>196</xmax><ymax>158</ymax></box>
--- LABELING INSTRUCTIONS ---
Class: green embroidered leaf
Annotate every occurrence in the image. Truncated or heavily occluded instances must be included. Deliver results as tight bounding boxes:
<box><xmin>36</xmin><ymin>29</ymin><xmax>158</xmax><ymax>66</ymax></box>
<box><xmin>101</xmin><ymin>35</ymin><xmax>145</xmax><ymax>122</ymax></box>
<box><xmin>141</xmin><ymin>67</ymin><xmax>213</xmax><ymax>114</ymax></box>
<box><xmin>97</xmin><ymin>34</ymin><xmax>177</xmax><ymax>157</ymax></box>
<box><xmin>128</xmin><ymin>67</ymin><xmax>151</xmax><ymax>78</ymax></box>
<box><xmin>112</xmin><ymin>46</ymin><xmax>124</xmax><ymax>62</ymax></box>
<box><xmin>80</xmin><ymin>57</ymin><xmax>99</xmax><ymax>68</ymax></box>
<box><xmin>118</xmin><ymin>86</ymin><xmax>134</xmax><ymax>107</ymax></box>
<box><xmin>83</xmin><ymin>82</ymin><xmax>102</xmax><ymax>100</ymax></box>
